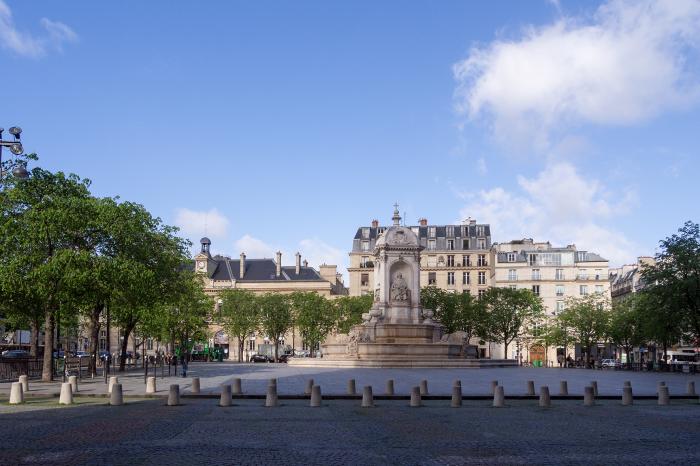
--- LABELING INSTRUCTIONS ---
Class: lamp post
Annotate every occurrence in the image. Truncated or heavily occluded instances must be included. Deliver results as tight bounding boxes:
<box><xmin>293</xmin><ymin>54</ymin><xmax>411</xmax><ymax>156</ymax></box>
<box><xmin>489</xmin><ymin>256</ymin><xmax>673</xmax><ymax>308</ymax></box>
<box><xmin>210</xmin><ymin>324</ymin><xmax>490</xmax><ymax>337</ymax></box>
<box><xmin>0</xmin><ymin>126</ymin><xmax>28</xmax><ymax>184</ymax></box>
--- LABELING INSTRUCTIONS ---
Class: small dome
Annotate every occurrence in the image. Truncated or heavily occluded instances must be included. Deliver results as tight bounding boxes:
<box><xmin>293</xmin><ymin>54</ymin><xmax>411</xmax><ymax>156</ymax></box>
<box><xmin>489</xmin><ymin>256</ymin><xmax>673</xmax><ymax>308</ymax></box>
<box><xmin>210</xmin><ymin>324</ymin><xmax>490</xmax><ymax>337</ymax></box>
<box><xmin>200</xmin><ymin>237</ymin><xmax>211</xmax><ymax>245</ymax></box>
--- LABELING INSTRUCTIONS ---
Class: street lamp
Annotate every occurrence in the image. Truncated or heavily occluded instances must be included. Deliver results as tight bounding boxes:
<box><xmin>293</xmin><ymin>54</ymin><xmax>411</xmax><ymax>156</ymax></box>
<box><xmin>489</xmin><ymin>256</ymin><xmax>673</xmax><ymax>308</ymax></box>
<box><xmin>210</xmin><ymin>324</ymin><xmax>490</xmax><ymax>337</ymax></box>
<box><xmin>0</xmin><ymin>126</ymin><xmax>28</xmax><ymax>182</ymax></box>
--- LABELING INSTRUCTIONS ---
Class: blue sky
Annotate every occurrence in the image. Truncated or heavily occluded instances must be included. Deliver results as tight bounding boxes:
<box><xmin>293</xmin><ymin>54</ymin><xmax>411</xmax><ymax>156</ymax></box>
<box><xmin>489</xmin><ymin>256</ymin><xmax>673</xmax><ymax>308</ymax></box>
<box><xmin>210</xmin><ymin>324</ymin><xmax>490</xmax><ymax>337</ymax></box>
<box><xmin>1</xmin><ymin>0</ymin><xmax>699</xmax><ymax>277</ymax></box>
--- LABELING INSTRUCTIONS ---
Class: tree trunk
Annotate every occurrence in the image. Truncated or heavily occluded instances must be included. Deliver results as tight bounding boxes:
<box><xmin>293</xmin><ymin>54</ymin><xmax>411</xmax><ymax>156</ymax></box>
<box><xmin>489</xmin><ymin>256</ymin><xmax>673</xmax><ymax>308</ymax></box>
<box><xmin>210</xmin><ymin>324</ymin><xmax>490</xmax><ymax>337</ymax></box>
<box><xmin>41</xmin><ymin>309</ymin><xmax>55</xmax><ymax>382</ymax></box>
<box><xmin>29</xmin><ymin>318</ymin><xmax>39</xmax><ymax>357</ymax></box>
<box><xmin>88</xmin><ymin>304</ymin><xmax>102</xmax><ymax>377</ymax></box>
<box><xmin>274</xmin><ymin>340</ymin><xmax>279</xmax><ymax>362</ymax></box>
<box><xmin>503</xmin><ymin>341</ymin><xmax>509</xmax><ymax>360</ymax></box>
<box><xmin>238</xmin><ymin>337</ymin><xmax>244</xmax><ymax>363</ymax></box>
<box><xmin>119</xmin><ymin>323</ymin><xmax>135</xmax><ymax>372</ymax></box>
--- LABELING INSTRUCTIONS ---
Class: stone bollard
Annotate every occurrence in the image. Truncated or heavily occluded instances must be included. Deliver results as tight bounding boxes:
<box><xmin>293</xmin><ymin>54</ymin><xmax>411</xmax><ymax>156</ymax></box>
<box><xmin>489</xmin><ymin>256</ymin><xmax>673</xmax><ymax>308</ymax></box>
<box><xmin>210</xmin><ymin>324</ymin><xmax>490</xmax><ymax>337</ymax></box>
<box><xmin>310</xmin><ymin>385</ymin><xmax>322</xmax><ymax>407</ymax></box>
<box><xmin>591</xmin><ymin>381</ymin><xmax>598</xmax><ymax>397</ymax></box>
<box><xmin>539</xmin><ymin>386</ymin><xmax>551</xmax><ymax>408</ymax></box>
<box><xmin>410</xmin><ymin>386</ymin><xmax>421</xmax><ymax>407</ymax></box>
<box><xmin>167</xmin><ymin>384</ymin><xmax>180</xmax><ymax>406</ymax></box>
<box><xmin>232</xmin><ymin>378</ymin><xmax>242</xmax><ymax>395</ymax></box>
<box><xmin>269</xmin><ymin>378</ymin><xmax>277</xmax><ymax>388</ymax></box>
<box><xmin>526</xmin><ymin>380</ymin><xmax>535</xmax><ymax>396</ymax></box>
<box><xmin>490</xmin><ymin>380</ymin><xmax>498</xmax><ymax>395</ymax></box>
<box><xmin>146</xmin><ymin>376</ymin><xmax>157</xmax><ymax>394</ymax></box>
<box><xmin>493</xmin><ymin>385</ymin><xmax>505</xmax><ymax>408</ymax></box>
<box><xmin>19</xmin><ymin>375</ymin><xmax>29</xmax><ymax>393</ymax></box>
<box><xmin>658</xmin><ymin>385</ymin><xmax>670</xmax><ymax>405</ymax></box>
<box><xmin>453</xmin><ymin>379</ymin><xmax>462</xmax><ymax>388</ymax></box>
<box><xmin>304</xmin><ymin>379</ymin><xmax>314</xmax><ymax>396</ymax></box>
<box><xmin>265</xmin><ymin>384</ymin><xmax>278</xmax><ymax>407</ymax></box>
<box><xmin>657</xmin><ymin>381</ymin><xmax>665</xmax><ymax>394</ymax></box>
<box><xmin>9</xmin><ymin>382</ymin><xmax>24</xmax><ymax>404</ymax></box>
<box><xmin>69</xmin><ymin>375</ymin><xmax>78</xmax><ymax>394</ymax></box>
<box><xmin>451</xmin><ymin>385</ymin><xmax>462</xmax><ymax>408</ymax></box>
<box><xmin>419</xmin><ymin>379</ymin><xmax>429</xmax><ymax>396</ymax></box>
<box><xmin>108</xmin><ymin>376</ymin><xmax>119</xmax><ymax>394</ymax></box>
<box><xmin>622</xmin><ymin>386</ymin><xmax>633</xmax><ymax>406</ymax></box>
<box><xmin>110</xmin><ymin>383</ymin><xmax>124</xmax><ymax>406</ymax></box>
<box><xmin>624</xmin><ymin>380</ymin><xmax>631</xmax><ymax>387</ymax></box>
<box><xmin>362</xmin><ymin>386</ymin><xmax>374</xmax><ymax>408</ymax></box>
<box><xmin>583</xmin><ymin>386</ymin><xmax>594</xmax><ymax>406</ymax></box>
<box><xmin>347</xmin><ymin>379</ymin><xmax>356</xmax><ymax>396</ymax></box>
<box><xmin>687</xmin><ymin>381</ymin><xmax>696</xmax><ymax>396</ymax></box>
<box><xmin>386</xmin><ymin>379</ymin><xmax>395</xmax><ymax>396</ymax></box>
<box><xmin>219</xmin><ymin>384</ymin><xmax>232</xmax><ymax>407</ymax></box>
<box><xmin>59</xmin><ymin>382</ymin><xmax>73</xmax><ymax>405</ymax></box>
<box><xmin>191</xmin><ymin>377</ymin><xmax>201</xmax><ymax>394</ymax></box>
<box><xmin>559</xmin><ymin>380</ymin><xmax>568</xmax><ymax>396</ymax></box>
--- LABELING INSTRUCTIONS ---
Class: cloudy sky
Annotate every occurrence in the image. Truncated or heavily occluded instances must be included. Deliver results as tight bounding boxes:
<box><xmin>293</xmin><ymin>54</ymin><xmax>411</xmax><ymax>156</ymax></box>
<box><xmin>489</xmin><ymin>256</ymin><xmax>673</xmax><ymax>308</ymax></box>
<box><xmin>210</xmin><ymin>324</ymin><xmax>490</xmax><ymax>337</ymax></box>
<box><xmin>2</xmin><ymin>0</ymin><xmax>699</xmax><ymax>277</ymax></box>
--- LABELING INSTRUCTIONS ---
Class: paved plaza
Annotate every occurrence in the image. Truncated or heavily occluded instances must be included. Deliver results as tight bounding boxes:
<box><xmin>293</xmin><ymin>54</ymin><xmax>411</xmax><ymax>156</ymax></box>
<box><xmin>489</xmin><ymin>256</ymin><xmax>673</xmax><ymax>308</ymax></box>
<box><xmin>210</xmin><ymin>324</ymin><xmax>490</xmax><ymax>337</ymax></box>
<box><xmin>1</xmin><ymin>362</ymin><xmax>698</xmax><ymax>397</ymax></box>
<box><xmin>1</xmin><ymin>397</ymin><xmax>699</xmax><ymax>465</ymax></box>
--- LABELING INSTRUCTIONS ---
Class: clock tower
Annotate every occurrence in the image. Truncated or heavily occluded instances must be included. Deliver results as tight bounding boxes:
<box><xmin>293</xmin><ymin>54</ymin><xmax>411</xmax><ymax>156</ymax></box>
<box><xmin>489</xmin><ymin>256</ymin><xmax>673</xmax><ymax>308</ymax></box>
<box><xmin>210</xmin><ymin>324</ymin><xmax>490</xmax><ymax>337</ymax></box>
<box><xmin>195</xmin><ymin>237</ymin><xmax>214</xmax><ymax>275</ymax></box>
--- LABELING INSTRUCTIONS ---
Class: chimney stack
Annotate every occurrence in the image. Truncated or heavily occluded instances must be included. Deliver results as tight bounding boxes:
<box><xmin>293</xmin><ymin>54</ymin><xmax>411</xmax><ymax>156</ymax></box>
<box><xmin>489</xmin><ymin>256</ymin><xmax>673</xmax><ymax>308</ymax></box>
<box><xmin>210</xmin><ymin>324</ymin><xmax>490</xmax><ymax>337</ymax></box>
<box><xmin>276</xmin><ymin>251</ymin><xmax>282</xmax><ymax>277</ymax></box>
<box><xmin>371</xmin><ymin>219</ymin><xmax>379</xmax><ymax>228</ymax></box>
<box><xmin>239</xmin><ymin>253</ymin><xmax>246</xmax><ymax>279</ymax></box>
<box><xmin>419</xmin><ymin>218</ymin><xmax>428</xmax><ymax>226</ymax></box>
<box><xmin>295</xmin><ymin>252</ymin><xmax>301</xmax><ymax>275</ymax></box>
<box><xmin>303</xmin><ymin>259</ymin><xmax>308</xmax><ymax>267</ymax></box>
<box><xmin>469</xmin><ymin>219</ymin><xmax>476</xmax><ymax>226</ymax></box>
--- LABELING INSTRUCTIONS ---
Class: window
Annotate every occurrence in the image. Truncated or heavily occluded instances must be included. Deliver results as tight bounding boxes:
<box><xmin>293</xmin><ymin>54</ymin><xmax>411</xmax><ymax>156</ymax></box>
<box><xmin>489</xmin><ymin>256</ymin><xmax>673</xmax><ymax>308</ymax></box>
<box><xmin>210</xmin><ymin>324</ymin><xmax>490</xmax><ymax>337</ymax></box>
<box><xmin>361</xmin><ymin>241</ymin><xmax>369</xmax><ymax>251</ymax></box>
<box><xmin>462</xmin><ymin>255</ymin><xmax>471</xmax><ymax>267</ymax></box>
<box><xmin>446</xmin><ymin>239</ymin><xmax>454</xmax><ymax>250</ymax></box>
<box><xmin>508</xmin><ymin>269</ymin><xmax>517</xmax><ymax>281</ymax></box>
<box><xmin>556</xmin><ymin>285</ymin><xmax>564</xmax><ymax>296</ymax></box>
<box><xmin>507</xmin><ymin>253</ymin><xmax>516</xmax><ymax>262</ymax></box>
<box><xmin>555</xmin><ymin>301</ymin><xmax>565</xmax><ymax>314</ymax></box>
<box><xmin>247</xmin><ymin>338</ymin><xmax>256</xmax><ymax>351</ymax></box>
<box><xmin>577</xmin><ymin>251</ymin><xmax>587</xmax><ymax>261</ymax></box>
<box><xmin>580</xmin><ymin>285</ymin><xmax>588</xmax><ymax>295</ymax></box>
<box><xmin>428</xmin><ymin>272</ymin><xmax>437</xmax><ymax>285</ymax></box>
<box><xmin>99</xmin><ymin>339</ymin><xmax>106</xmax><ymax>351</ymax></box>
<box><xmin>428</xmin><ymin>227</ymin><xmax>436</xmax><ymax>238</ymax></box>
<box><xmin>595</xmin><ymin>285</ymin><xmax>604</xmax><ymax>294</ymax></box>
<box><xmin>462</xmin><ymin>239</ymin><xmax>470</xmax><ymax>249</ymax></box>
<box><xmin>578</xmin><ymin>269</ymin><xmax>588</xmax><ymax>280</ymax></box>
<box><xmin>595</xmin><ymin>269</ymin><xmax>602</xmax><ymax>280</ymax></box>
<box><xmin>477</xmin><ymin>226</ymin><xmax>484</xmax><ymax>237</ymax></box>
<box><xmin>446</xmin><ymin>226</ymin><xmax>454</xmax><ymax>237</ymax></box>
<box><xmin>147</xmin><ymin>338</ymin><xmax>153</xmax><ymax>350</ymax></box>
<box><xmin>447</xmin><ymin>272</ymin><xmax>455</xmax><ymax>285</ymax></box>
<box><xmin>361</xmin><ymin>256</ymin><xmax>370</xmax><ymax>267</ymax></box>
<box><xmin>428</xmin><ymin>239</ymin><xmax>436</xmax><ymax>250</ymax></box>
<box><xmin>361</xmin><ymin>273</ymin><xmax>369</xmax><ymax>287</ymax></box>
<box><xmin>532</xmin><ymin>285</ymin><xmax>540</xmax><ymax>296</ymax></box>
<box><xmin>361</xmin><ymin>228</ymin><xmax>370</xmax><ymax>239</ymax></box>
<box><xmin>447</xmin><ymin>255</ymin><xmax>455</xmax><ymax>267</ymax></box>
<box><xmin>478</xmin><ymin>271</ymin><xmax>486</xmax><ymax>285</ymax></box>
<box><xmin>462</xmin><ymin>272</ymin><xmax>470</xmax><ymax>285</ymax></box>
<box><xmin>478</xmin><ymin>255</ymin><xmax>487</xmax><ymax>267</ymax></box>
<box><xmin>477</xmin><ymin>238</ymin><xmax>486</xmax><ymax>249</ymax></box>
<box><xmin>461</xmin><ymin>225</ymin><xmax>468</xmax><ymax>236</ymax></box>
<box><xmin>509</xmin><ymin>284</ymin><xmax>517</xmax><ymax>290</ymax></box>
<box><xmin>532</xmin><ymin>269</ymin><xmax>541</xmax><ymax>280</ymax></box>
<box><xmin>555</xmin><ymin>269</ymin><xmax>564</xmax><ymax>280</ymax></box>
<box><xmin>478</xmin><ymin>289</ymin><xmax>486</xmax><ymax>298</ymax></box>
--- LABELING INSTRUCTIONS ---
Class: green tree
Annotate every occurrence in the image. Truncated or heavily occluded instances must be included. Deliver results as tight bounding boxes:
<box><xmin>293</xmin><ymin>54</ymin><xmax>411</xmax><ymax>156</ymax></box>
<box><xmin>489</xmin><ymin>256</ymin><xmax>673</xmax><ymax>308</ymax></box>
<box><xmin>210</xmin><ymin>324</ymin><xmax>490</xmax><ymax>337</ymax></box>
<box><xmin>608</xmin><ymin>297</ymin><xmax>644</xmax><ymax>364</ymax></box>
<box><xmin>258</xmin><ymin>293</ymin><xmax>292</xmax><ymax>362</ymax></box>
<box><xmin>334</xmin><ymin>294</ymin><xmax>373</xmax><ymax>334</ymax></box>
<box><xmin>479</xmin><ymin>287</ymin><xmax>544</xmax><ymax>360</ymax></box>
<box><xmin>636</xmin><ymin>289</ymin><xmax>685</xmax><ymax>362</ymax></box>
<box><xmin>219</xmin><ymin>289</ymin><xmax>260</xmax><ymax>362</ymax></box>
<box><xmin>641</xmin><ymin>221</ymin><xmax>700</xmax><ymax>341</ymax></box>
<box><xmin>557</xmin><ymin>294</ymin><xmax>610</xmax><ymax>366</ymax></box>
<box><xmin>291</xmin><ymin>292</ymin><xmax>335</xmax><ymax>356</ymax></box>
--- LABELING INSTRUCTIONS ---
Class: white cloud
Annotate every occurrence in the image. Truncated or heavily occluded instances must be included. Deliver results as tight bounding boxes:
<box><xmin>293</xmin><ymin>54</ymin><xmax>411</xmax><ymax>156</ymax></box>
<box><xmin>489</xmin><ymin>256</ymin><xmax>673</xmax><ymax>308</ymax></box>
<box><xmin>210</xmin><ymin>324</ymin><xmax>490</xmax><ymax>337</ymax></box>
<box><xmin>476</xmin><ymin>157</ymin><xmax>487</xmax><ymax>175</ymax></box>
<box><xmin>0</xmin><ymin>1</ymin><xmax>77</xmax><ymax>57</ymax></box>
<box><xmin>453</xmin><ymin>0</ymin><xmax>700</xmax><ymax>149</ymax></box>
<box><xmin>459</xmin><ymin>161</ymin><xmax>637</xmax><ymax>265</ymax></box>
<box><xmin>175</xmin><ymin>207</ymin><xmax>230</xmax><ymax>242</ymax></box>
<box><xmin>298</xmin><ymin>237</ymin><xmax>346</xmax><ymax>268</ymax></box>
<box><xmin>234</xmin><ymin>234</ymin><xmax>278</xmax><ymax>259</ymax></box>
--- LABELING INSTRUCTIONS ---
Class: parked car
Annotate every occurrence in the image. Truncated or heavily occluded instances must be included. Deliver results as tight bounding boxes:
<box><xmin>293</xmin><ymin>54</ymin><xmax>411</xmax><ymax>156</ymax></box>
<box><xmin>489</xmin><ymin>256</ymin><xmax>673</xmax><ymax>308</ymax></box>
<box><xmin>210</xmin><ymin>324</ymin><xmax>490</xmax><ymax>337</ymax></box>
<box><xmin>250</xmin><ymin>354</ymin><xmax>271</xmax><ymax>363</ymax></box>
<box><xmin>75</xmin><ymin>351</ymin><xmax>90</xmax><ymax>358</ymax></box>
<box><xmin>99</xmin><ymin>351</ymin><xmax>110</xmax><ymax>361</ymax></box>
<box><xmin>52</xmin><ymin>350</ymin><xmax>68</xmax><ymax>358</ymax></box>
<box><xmin>1</xmin><ymin>349</ymin><xmax>30</xmax><ymax>358</ymax></box>
<box><xmin>601</xmin><ymin>359</ymin><xmax>621</xmax><ymax>368</ymax></box>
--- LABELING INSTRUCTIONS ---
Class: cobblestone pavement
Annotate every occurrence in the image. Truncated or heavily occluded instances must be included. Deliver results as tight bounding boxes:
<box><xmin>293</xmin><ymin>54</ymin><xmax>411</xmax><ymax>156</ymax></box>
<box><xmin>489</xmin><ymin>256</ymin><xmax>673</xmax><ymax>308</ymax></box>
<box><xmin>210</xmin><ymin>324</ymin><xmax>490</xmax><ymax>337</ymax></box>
<box><xmin>1</xmin><ymin>362</ymin><xmax>698</xmax><ymax>398</ymax></box>
<box><xmin>0</xmin><ymin>398</ymin><xmax>698</xmax><ymax>465</ymax></box>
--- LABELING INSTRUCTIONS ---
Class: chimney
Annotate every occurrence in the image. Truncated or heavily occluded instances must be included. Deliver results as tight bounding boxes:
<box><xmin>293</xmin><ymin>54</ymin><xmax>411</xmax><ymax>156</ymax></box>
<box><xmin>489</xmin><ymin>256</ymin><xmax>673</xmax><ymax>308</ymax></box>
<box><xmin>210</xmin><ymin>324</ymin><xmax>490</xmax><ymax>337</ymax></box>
<box><xmin>239</xmin><ymin>252</ymin><xmax>246</xmax><ymax>278</ymax></box>
<box><xmin>371</xmin><ymin>219</ymin><xmax>379</xmax><ymax>228</ymax></box>
<box><xmin>469</xmin><ymin>219</ymin><xmax>476</xmax><ymax>226</ymax></box>
<box><xmin>303</xmin><ymin>259</ymin><xmax>308</xmax><ymax>267</ymax></box>
<box><xmin>295</xmin><ymin>252</ymin><xmax>301</xmax><ymax>275</ymax></box>
<box><xmin>319</xmin><ymin>264</ymin><xmax>337</xmax><ymax>284</ymax></box>
<box><xmin>276</xmin><ymin>251</ymin><xmax>282</xmax><ymax>277</ymax></box>
<box><xmin>419</xmin><ymin>218</ymin><xmax>428</xmax><ymax>226</ymax></box>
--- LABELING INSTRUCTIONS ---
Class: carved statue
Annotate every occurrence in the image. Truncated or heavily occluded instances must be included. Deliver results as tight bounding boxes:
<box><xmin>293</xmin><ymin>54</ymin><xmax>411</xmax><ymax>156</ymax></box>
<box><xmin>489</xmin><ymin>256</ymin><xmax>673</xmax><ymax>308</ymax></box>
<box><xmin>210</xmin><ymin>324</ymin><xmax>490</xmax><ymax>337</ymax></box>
<box><xmin>390</xmin><ymin>272</ymin><xmax>410</xmax><ymax>302</ymax></box>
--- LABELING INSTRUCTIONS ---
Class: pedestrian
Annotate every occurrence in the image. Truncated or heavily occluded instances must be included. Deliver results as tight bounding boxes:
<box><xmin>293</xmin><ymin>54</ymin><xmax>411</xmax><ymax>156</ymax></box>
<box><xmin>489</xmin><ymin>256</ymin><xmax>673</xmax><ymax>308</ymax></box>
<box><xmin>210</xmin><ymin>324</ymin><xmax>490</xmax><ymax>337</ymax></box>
<box><xmin>181</xmin><ymin>354</ymin><xmax>188</xmax><ymax>377</ymax></box>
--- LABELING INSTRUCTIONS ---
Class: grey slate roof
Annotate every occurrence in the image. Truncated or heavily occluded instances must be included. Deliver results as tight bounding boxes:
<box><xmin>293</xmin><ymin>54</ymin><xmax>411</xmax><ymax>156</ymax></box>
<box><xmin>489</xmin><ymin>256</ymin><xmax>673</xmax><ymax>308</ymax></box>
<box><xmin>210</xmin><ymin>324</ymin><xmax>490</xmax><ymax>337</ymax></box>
<box><xmin>190</xmin><ymin>257</ymin><xmax>324</xmax><ymax>282</ymax></box>
<box><xmin>353</xmin><ymin>224</ymin><xmax>491</xmax><ymax>240</ymax></box>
